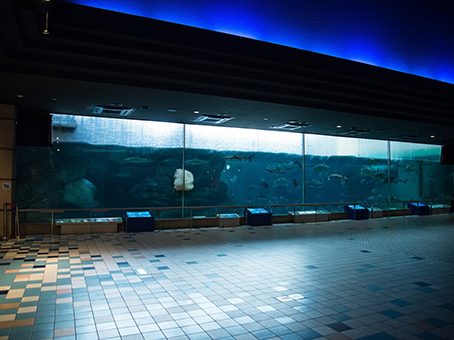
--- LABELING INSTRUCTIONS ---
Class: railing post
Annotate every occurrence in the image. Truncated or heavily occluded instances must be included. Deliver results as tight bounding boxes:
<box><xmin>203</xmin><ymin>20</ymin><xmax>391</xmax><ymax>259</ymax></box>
<box><xmin>3</xmin><ymin>202</ymin><xmax>7</xmax><ymax>240</ymax></box>
<box><xmin>315</xmin><ymin>204</ymin><xmax>318</xmax><ymax>224</ymax></box>
<box><xmin>218</xmin><ymin>207</ymin><xmax>221</xmax><ymax>228</ymax></box>
<box><xmin>51</xmin><ymin>210</ymin><xmax>54</xmax><ymax>241</ymax></box>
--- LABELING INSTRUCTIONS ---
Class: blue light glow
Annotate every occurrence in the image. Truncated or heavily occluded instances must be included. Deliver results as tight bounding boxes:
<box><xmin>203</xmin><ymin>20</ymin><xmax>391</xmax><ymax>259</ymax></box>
<box><xmin>59</xmin><ymin>0</ymin><xmax>454</xmax><ymax>85</ymax></box>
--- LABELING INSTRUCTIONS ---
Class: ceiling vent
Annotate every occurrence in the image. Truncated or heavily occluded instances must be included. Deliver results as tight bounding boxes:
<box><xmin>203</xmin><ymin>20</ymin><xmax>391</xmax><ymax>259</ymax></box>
<box><xmin>91</xmin><ymin>105</ymin><xmax>135</xmax><ymax>116</ymax></box>
<box><xmin>393</xmin><ymin>134</ymin><xmax>421</xmax><ymax>140</ymax></box>
<box><xmin>271</xmin><ymin>121</ymin><xmax>310</xmax><ymax>131</ymax></box>
<box><xmin>338</xmin><ymin>127</ymin><xmax>372</xmax><ymax>136</ymax></box>
<box><xmin>193</xmin><ymin>114</ymin><xmax>234</xmax><ymax>124</ymax></box>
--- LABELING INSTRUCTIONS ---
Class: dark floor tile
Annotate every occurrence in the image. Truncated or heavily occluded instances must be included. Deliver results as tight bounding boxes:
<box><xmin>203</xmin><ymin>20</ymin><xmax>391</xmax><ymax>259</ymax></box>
<box><xmin>416</xmin><ymin>332</ymin><xmax>444</xmax><ymax>340</ymax></box>
<box><xmin>327</xmin><ymin>322</ymin><xmax>352</xmax><ymax>332</ymax></box>
<box><xmin>381</xmin><ymin>309</ymin><xmax>404</xmax><ymax>318</ymax></box>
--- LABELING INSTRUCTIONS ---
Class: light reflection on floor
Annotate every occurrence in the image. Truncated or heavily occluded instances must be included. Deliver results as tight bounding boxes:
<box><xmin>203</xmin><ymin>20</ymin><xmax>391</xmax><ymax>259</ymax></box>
<box><xmin>0</xmin><ymin>214</ymin><xmax>453</xmax><ymax>339</ymax></box>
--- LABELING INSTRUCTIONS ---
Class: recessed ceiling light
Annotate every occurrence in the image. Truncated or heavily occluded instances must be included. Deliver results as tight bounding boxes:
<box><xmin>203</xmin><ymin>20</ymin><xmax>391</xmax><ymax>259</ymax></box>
<box><xmin>168</xmin><ymin>108</ymin><xmax>177</xmax><ymax>112</ymax></box>
<box><xmin>193</xmin><ymin>110</ymin><xmax>200</xmax><ymax>114</ymax></box>
<box><xmin>52</xmin><ymin>97</ymin><xmax>57</xmax><ymax>101</ymax></box>
<box><xmin>16</xmin><ymin>94</ymin><xmax>24</xmax><ymax>99</ymax></box>
<box><xmin>337</xmin><ymin>125</ymin><xmax>342</xmax><ymax>128</ymax></box>
<box><xmin>263</xmin><ymin>117</ymin><xmax>269</xmax><ymax>121</ymax></box>
<box><xmin>430</xmin><ymin>135</ymin><xmax>435</xmax><ymax>138</ymax></box>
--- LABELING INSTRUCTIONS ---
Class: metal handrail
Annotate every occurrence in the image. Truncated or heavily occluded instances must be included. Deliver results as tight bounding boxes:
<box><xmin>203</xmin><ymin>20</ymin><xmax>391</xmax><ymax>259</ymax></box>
<box><xmin>17</xmin><ymin>198</ymin><xmax>450</xmax><ymax>214</ymax></box>
<box><xmin>17</xmin><ymin>198</ymin><xmax>450</xmax><ymax>225</ymax></box>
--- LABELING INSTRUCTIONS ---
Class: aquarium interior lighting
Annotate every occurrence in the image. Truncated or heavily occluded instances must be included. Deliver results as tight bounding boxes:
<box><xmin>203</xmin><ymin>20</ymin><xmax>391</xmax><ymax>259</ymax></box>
<box><xmin>91</xmin><ymin>105</ymin><xmax>135</xmax><ymax>116</ymax></box>
<box><xmin>52</xmin><ymin>114</ymin><xmax>77</xmax><ymax>130</ymax></box>
<box><xmin>271</xmin><ymin>121</ymin><xmax>310</xmax><ymax>131</ymax></box>
<box><xmin>192</xmin><ymin>114</ymin><xmax>234</xmax><ymax>124</ymax></box>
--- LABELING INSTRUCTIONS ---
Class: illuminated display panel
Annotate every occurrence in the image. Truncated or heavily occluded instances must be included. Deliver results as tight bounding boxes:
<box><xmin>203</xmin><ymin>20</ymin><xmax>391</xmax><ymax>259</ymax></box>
<box><xmin>59</xmin><ymin>0</ymin><xmax>454</xmax><ymax>85</ymax></box>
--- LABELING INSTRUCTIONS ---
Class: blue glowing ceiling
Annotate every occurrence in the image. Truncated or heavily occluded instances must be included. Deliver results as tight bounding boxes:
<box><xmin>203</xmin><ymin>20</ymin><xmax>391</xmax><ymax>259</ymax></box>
<box><xmin>60</xmin><ymin>0</ymin><xmax>454</xmax><ymax>85</ymax></box>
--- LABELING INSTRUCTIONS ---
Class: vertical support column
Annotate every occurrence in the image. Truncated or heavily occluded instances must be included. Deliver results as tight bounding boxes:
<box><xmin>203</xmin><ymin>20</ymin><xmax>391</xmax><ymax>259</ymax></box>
<box><xmin>302</xmin><ymin>133</ymin><xmax>306</xmax><ymax>206</ymax></box>
<box><xmin>182</xmin><ymin>124</ymin><xmax>186</xmax><ymax>218</ymax></box>
<box><xmin>387</xmin><ymin>141</ymin><xmax>391</xmax><ymax>208</ymax></box>
<box><xmin>0</xmin><ymin>104</ymin><xmax>16</xmax><ymax>238</ymax></box>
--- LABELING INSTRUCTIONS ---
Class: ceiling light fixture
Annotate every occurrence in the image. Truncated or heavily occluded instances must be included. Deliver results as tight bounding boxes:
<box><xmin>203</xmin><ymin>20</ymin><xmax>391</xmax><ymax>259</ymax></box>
<box><xmin>167</xmin><ymin>108</ymin><xmax>177</xmax><ymax>113</ymax></box>
<box><xmin>337</xmin><ymin>127</ymin><xmax>372</xmax><ymax>136</ymax></box>
<box><xmin>193</xmin><ymin>110</ymin><xmax>200</xmax><ymax>114</ymax></box>
<box><xmin>337</xmin><ymin>125</ymin><xmax>342</xmax><ymax>128</ymax></box>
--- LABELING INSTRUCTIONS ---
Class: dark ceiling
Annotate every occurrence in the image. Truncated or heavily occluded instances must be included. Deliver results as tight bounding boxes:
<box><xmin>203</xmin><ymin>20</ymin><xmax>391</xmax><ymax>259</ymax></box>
<box><xmin>1</xmin><ymin>0</ymin><xmax>454</xmax><ymax>145</ymax></box>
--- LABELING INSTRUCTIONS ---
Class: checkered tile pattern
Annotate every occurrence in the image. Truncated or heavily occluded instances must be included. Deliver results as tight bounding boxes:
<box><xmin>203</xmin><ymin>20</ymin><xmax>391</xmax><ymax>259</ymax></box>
<box><xmin>1</xmin><ymin>214</ymin><xmax>453</xmax><ymax>339</ymax></box>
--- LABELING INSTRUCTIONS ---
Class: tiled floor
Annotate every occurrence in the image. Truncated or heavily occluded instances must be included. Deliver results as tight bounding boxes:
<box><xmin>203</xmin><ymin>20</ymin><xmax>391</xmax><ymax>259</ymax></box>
<box><xmin>1</xmin><ymin>214</ymin><xmax>454</xmax><ymax>340</ymax></box>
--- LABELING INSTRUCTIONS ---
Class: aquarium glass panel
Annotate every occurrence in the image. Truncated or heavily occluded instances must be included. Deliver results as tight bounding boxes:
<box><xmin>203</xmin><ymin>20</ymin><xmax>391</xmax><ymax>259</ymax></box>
<box><xmin>390</xmin><ymin>142</ymin><xmax>451</xmax><ymax>204</ymax></box>
<box><xmin>354</xmin><ymin>139</ymin><xmax>389</xmax><ymax>210</ymax></box>
<box><xmin>15</xmin><ymin>114</ymin><xmax>184</xmax><ymax>215</ymax></box>
<box><xmin>304</xmin><ymin>134</ymin><xmax>388</xmax><ymax>207</ymax></box>
<box><xmin>185</xmin><ymin>125</ymin><xmax>303</xmax><ymax>210</ymax></box>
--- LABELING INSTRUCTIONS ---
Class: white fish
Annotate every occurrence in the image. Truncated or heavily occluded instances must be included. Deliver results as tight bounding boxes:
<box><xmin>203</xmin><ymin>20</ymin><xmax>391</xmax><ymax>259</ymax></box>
<box><xmin>173</xmin><ymin>169</ymin><xmax>194</xmax><ymax>191</ymax></box>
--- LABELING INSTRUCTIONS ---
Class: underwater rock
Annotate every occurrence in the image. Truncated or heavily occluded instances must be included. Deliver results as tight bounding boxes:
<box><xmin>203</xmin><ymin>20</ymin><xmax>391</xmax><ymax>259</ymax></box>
<box><xmin>52</xmin><ymin>144</ymin><xmax>91</xmax><ymax>183</ymax></box>
<box><xmin>63</xmin><ymin>178</ymin><xmax>98</xmax><ymax>208</ymax></box>
<box><xmin>173</xmin><ymin>169</ymin><xmax>194</xmax><ymax>191</ymax></box>
<box><xmin>128</xmin><ymin>179</ymin><xmax>176</xmax><ymax>207</ymax></box>
<box><xmin>15</xmin><ymin>147</ymin><xmax>64</xmax><ymax>209</ymax></box>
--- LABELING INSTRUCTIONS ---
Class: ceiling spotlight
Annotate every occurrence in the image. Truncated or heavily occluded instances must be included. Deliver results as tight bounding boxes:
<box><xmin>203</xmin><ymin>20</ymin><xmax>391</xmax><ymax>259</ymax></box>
<box><xmin>52</xmin><ymin>97</ymin><xmax>57</xmax><ymax>101</ymax></box>
<box><xmin>430</xmin><ymin>135</ymin><xmax>435</xmax><ymax>138</ymax></box>
<box><xmin>337</xmin><ymin>125</ymin><xmax>342</xmax><ymax>128</ymax></box>
<box><xmin>16</xmin><ymin>94</ymin><xmax>24</xmax><ymax>99</ymax></box>
<box><xmin>42</xmin><ymin>0</ymin><xmax>51</xmax><ymax>36</ymax></box>
<box><xmin>193</xmin><ymin>110</ymin><xmax>200</xmax><ymax>114</ymax></box>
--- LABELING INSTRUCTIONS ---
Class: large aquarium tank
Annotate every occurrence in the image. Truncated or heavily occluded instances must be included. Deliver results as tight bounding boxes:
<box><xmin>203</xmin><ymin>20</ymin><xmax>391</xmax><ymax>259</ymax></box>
<box><xmin>15</xmin><ymin>114</ymin><xmax>453</xmax><ymax>220</ymax></box>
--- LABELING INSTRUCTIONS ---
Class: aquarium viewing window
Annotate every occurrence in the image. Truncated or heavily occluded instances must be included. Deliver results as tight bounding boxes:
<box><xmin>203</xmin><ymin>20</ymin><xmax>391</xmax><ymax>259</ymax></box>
<box><xmin>14</xmin><ymin>113</ymin><xmax>452</xmax><ymax>215</ymax></box>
